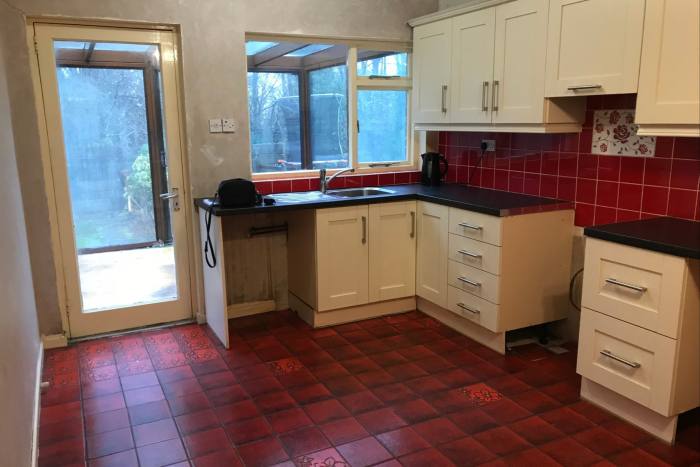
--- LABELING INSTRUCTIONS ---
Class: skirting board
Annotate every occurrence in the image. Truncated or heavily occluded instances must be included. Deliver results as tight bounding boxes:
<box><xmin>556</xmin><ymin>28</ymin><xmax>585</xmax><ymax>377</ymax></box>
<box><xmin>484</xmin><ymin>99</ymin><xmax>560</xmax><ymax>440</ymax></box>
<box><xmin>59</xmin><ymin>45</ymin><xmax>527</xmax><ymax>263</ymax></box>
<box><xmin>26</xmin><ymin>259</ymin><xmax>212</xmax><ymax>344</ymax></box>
<box><xmin>417</xmin><ymin>297</ymin><xmax>506</xmax><ymax>354</ymax></box>
<box><xmin>227</xmin><ymin>300</ymin><xmax>276</xmax><ymax>319</ymax></box>
<box><xmin>289</xmin><ymin>293</ymin><xmax>416</xmax><ymax>328</ymax></box>
<box><xmin>580</xmin><ymin>377</ymin><xmax>678</xmax><ymax>444</ymax></box>
<box><xmin>32</xmin><ymin>342</ymin><xmax>44</xmax><ymax>467</ymax></box>
<box><xmin>42</xmin><ymin>333</ymin><xmax>67</xmax><ymax>349</ymax></box>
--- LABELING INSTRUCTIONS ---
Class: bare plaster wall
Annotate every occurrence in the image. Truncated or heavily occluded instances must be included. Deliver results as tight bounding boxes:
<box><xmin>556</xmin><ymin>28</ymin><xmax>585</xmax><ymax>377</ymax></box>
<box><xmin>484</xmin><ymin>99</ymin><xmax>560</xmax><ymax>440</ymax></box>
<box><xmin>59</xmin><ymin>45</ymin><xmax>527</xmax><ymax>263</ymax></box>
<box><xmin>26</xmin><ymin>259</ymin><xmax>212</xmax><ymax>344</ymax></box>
<box><xmin>1</xmin><ymin>0</ymin><xmax>438</xmax><ymax>335</ymax></box>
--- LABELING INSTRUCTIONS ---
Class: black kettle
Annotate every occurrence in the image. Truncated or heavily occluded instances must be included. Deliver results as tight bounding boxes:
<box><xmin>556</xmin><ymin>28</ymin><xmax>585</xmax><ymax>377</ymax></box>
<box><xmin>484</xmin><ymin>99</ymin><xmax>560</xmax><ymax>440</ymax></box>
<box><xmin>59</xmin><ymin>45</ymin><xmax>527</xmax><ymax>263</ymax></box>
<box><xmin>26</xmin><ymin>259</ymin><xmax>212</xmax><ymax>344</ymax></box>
<box><xmin>421</xmin><ymin>152</ymin><xmax>448</xmax><ymax>186</ymax></box>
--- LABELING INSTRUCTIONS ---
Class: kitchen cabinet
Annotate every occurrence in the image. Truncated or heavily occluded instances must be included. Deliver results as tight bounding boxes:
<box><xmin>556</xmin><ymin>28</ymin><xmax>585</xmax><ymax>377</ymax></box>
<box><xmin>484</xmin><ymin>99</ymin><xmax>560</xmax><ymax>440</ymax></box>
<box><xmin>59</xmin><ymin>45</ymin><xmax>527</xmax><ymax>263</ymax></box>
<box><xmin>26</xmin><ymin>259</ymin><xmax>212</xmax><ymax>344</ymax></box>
<box><xmin>316</xmin><ymin>205</ymin><xmax>369</xmax><ymax>311</ymax></box>
<box><xmin>415</xmin><ymin>201</ymin><xmax>449</xmax><ymax>308</ymax></box>
<box><xmin>369</xmin><ymin>201</ymin><xmax>417</xmax><ymax>302</ymax></box>
<box><xmin>545</xmin><ymin>0</ymin><xmax>645</xmax><ymax>97</ymax></box>
<box><xmin>635</xmin><ymin>0</ymin><xmax>700</xmax><ymax>136</ymax></box>
<box><xmin>413</xmin><ymin>19</ymin><xmax>452</xmax><ymax>124</ymax></box>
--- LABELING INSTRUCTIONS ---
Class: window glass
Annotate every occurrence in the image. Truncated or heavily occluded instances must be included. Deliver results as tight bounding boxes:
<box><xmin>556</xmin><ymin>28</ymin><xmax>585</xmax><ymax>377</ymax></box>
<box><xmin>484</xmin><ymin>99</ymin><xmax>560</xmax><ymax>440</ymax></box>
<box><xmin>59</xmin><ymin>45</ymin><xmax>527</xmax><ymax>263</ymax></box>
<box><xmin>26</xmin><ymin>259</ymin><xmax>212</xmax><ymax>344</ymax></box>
<box><xmin>357</xmin><ymin>52</ymin><xmax>409</xmax><ymax>77</ymax></box>
<box><xmin>247</xmin><ymin>72</ymin><xmax>302</xmax><ymax>172</ymax></box>
<box><xmin>285</xmin><ymin>44</ymin><xmax>333</xmax><ymax>57</ymax></box>
<box><xmin>358</xmin><ymin>90</ymin><xmax>408</xmax><ymax>163</ymax></box>
<box><xmin>309</xmin><ymin>65</ymin><xmax>349</xmax><ymax>169</ymax></box>
<box><xmin>246</xmin><ymin>41</ymin><xmax>277</xmax><ymax>56</ymax></box>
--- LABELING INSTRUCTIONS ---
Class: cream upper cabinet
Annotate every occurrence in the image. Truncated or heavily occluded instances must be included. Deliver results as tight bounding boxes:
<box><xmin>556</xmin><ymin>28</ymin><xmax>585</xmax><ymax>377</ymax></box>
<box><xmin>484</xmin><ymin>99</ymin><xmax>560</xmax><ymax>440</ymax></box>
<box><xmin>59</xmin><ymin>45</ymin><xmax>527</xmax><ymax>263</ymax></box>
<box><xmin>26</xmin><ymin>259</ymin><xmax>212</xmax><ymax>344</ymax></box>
<box><xmin>450</xmin><ymin>8</ymin><xmax>496</xmax><ymax>123</ymax></box>
<box><xmin>369</xmin><ymin>201</ymin><xmax>417</xmax><ymax>302</ymax></box>
<box><xmin>545</xmin><ymin>0</ymin><xmax>645</xmax><ymax>97</ymax></box>
<box><xmin>635</xmin><ymin>0</ymin><xmax>700</xmax><ymax>135</ymax></box>
<box><xmin>413</xmin><ymin>19</ymin><xmax>452</xmax><ymax>124</ymax></box>
<box><xmin>416</xmin><ymin>201</ymin><xmax>449</xmax><ymax>307</ymax></box>
<box><xmin>316</xmin><ymin>205</ymin><xmax>369</xmax><ymax>311</ymax></box>
<box><xmin>492</xmin><ymin>0</ymin><xmax>549</xmax><ymax>123</ymax></box>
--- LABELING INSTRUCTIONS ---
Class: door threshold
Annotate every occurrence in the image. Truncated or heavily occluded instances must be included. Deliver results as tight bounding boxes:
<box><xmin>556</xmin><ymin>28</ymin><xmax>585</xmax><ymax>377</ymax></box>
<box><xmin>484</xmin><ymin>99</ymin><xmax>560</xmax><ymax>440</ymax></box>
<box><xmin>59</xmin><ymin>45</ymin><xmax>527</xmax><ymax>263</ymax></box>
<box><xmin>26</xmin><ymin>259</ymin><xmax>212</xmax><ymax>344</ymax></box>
<box><xmin>68</xmin><ymin>318</ymin><xmax>197</xmax><ymax>344</ymax></box>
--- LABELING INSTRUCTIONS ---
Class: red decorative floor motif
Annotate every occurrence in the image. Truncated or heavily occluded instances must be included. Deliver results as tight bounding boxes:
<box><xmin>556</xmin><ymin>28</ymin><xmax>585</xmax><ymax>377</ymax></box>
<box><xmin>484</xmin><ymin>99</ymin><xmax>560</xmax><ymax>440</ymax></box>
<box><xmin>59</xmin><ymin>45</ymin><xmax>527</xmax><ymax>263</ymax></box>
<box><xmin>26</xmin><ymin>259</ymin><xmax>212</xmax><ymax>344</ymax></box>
<box><xmin>38</xmin><ymin>313</ymin><xmax>699</xmax><ymax>467</ymax></box>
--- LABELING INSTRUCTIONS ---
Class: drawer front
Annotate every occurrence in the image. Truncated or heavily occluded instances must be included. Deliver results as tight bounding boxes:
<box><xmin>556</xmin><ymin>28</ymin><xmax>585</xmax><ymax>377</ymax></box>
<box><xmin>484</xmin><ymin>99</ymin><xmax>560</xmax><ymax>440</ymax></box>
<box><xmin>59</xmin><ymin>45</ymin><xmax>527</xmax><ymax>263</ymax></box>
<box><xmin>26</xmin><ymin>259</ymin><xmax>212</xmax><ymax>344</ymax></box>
<box><xmin>577</xmin><ymin>308</ymin><xmax>677</xmax><ymax>416</ymax></box>
<box><xmin>448</xmin><ymin>285</ymin><xmax>499</xmax><ymax>332</ymax></box>
<box><xmin>449</xmin><ymin>207</ymin><xmax>502</xmax><ymax>246</ymax></box>
<box><xmin>448</xmin><ymin>234</ymin><xmax>501</xmax><ymax>275</ymax></box>
<box><xmin>582</xmin><ymin>238</ymin><xmax>686</xmax><ymax>338</ymax></box>
<box><xmin>448</xmin><ymin>260</ymin><xmax>500</xmax><ymax>304</ymax></box>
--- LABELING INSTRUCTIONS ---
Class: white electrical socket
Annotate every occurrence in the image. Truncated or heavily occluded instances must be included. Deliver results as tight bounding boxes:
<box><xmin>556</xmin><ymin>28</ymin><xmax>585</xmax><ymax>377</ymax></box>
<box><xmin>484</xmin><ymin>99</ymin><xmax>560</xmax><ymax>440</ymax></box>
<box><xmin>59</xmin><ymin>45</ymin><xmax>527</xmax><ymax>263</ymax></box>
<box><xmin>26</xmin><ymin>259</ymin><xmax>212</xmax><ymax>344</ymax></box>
<box><xmin>482</xmin><ymin>139</ymin><xmax>496</xmax><ymax>152</ymax></box>
<box><xmin>222</xmin><ymin>118</ymin><xmax>237</xmax><ymax>133</ymax></box>
<box><xmin>209</xmin><ymin>118</ymin><xmax>223</xmax><ymax>133</ymax></box>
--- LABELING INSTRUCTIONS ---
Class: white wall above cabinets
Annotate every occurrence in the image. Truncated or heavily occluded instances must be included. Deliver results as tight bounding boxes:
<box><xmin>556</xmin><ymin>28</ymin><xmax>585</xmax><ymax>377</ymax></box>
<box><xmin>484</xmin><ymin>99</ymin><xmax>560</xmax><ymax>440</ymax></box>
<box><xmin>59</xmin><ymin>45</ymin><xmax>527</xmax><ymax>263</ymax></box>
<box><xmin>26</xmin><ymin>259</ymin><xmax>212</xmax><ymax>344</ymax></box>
<box><xmin>411</xmin><ymin>0</ymin><xmax>585</xmax><ymax>133</ymax></box>
<box><xmin>545</xmin><ymin>0</ymin><xmax>645</xmax><ymax>97</ymax></box>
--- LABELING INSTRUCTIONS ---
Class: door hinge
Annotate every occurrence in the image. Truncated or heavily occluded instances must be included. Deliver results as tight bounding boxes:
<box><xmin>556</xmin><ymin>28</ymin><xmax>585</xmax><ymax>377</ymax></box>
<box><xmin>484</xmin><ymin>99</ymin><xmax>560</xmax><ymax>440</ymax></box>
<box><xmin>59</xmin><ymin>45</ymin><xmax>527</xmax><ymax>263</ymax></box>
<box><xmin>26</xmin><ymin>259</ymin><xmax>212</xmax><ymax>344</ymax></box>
<box><xmin>33</xmin><ymin>36</ymin><xmax>39</xmax><ymax>55</ymax></box>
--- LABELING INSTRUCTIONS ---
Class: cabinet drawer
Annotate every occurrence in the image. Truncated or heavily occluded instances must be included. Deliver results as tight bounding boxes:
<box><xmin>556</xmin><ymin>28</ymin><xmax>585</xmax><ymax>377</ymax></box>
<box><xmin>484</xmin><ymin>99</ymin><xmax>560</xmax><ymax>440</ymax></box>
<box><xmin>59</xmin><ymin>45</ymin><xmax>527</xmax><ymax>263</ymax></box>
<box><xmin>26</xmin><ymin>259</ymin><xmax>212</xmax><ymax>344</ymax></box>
<box><xmin>582</xmin><ymin>238</ymin><xmax>686</xmax><ymax>338</ymax></box>
<box><xmin>448</xmin><ymin>234</ymin><xmax>501</xmax><ymax>275</ymax></box>
<box><xmin>448</xmin><ymin>260</ymin><xmax>500</xmax><ymax>304</ymax></box>
<box><xmin>449</xmin><ymin>208</ymin><xmax>502</xmax><ymax>246</ymax></box>
<box><xmin>577</xmin><ymin>308</ymin><xmax>678</xmax><ymax>416</ymax></box>
<box><xmin>448</xmin><ymin>285</ymin><xmax>499</xmax><ymax>332</ymax></box>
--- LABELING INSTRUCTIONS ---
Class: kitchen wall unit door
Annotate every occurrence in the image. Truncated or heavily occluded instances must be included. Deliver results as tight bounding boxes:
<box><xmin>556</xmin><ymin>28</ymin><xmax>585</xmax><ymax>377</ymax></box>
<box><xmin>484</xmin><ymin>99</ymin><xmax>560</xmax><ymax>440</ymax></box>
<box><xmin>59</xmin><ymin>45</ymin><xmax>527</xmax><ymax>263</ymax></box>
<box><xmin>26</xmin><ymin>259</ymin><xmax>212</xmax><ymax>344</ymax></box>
<box><xmin>450</xmin><ymin>8</ymin><xmax>496</xmax><ymax>123</ymax></box>
<box><xmin>413</xmin><ymin>20</ymin><xmax>452</xmax><ymax>124</ymax></box>
<box><xmin>369</xmin><ymin>201</ymin><xmax>417</xmax><ymax>302</ymax></box>
<box><xmin>492</xmin><ymin>0</ymin><xmax>549</xmax><ymax>123</ymax></box>
<box><xmin>316</xmin><ymin>205</ymin><xmax>369</xmax><ymax>311</ymax></box>
<box><xmin>416</xmin><ymin>202</ymin><xmax>449</xmax><ymax>308</ymax></box>
<box><xmin>635</xmin><ymin>0</ymin><xmax>700</xmax><ymax>135</ymax></box>
<box><xmin>545</xmin><ymin>0</ymin><xmax>645</xmax><ymax>97</ymax></box>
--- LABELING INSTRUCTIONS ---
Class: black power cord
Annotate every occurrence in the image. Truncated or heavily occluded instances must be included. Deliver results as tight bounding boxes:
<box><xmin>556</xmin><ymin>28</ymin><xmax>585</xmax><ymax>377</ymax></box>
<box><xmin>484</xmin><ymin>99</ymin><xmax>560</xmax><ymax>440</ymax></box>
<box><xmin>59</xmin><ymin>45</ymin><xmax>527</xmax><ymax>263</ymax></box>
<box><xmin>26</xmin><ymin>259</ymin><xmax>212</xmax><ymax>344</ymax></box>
<box><xmin>468</xmin><ymin>142</ymin><xmax>489</xmax><ymax>185</ymax></box>
<box><xmin>569</xmin><ymin>268</ymin><xmax>584</xmax><ymax>310</ymax></box>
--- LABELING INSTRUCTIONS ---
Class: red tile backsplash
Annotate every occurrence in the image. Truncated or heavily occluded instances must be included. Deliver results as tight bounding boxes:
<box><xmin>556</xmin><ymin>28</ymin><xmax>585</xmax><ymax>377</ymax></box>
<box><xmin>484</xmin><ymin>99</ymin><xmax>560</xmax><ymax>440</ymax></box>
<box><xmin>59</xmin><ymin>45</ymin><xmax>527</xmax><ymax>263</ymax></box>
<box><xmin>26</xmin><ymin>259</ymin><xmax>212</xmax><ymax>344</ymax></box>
<box><xmin>255</xmin><ymin>170</ymin><xmax>422</xmax><ymax>195</ymax></box>
<box><xmin>438</xmin><ymin>96</ymin><xmax>700</xmax><ymax>227</ymax></box>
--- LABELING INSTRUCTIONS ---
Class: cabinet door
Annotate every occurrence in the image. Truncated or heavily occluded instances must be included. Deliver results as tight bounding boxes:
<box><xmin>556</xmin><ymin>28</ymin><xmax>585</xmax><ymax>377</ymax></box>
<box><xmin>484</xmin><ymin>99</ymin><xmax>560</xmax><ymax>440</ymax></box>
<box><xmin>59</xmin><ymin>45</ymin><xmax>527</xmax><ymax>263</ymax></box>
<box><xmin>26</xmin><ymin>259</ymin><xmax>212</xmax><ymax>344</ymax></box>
<box><xmin>492</xmin><ymin>0</ymin><xmax>549</xmax><ymax>123</ymax></box>
<box><xmin>316</xmin><ymin>205</ymin><xmax>369</xmax><ymax>311</ymax></box>
<box><xmin>545</xmin><ymin>0</ymin><xmax>645</xmax><ymax>97</ymax></box>
<box><xmin>416</xmin><ymin>201</ymin><xmax>449</xmax><ymax>307</ymax></box>
<box><xmin>369</xmin><ymin>201</ymin><xmax>417</xmax><ymax>302</ymax></box>
<box><xmin>413</xmin><ymin>19</ymin><xmax>452</xmax><ymax>123</ymax></box>
<box><xmin>636</xmin><ymin>0</ymin><xmax>700</xmax><ymax>126</ymax></box>
<box><xmin>450</xmin><ymin>8</ymin><xmax>496</xmax><ymax>123</ymax></box>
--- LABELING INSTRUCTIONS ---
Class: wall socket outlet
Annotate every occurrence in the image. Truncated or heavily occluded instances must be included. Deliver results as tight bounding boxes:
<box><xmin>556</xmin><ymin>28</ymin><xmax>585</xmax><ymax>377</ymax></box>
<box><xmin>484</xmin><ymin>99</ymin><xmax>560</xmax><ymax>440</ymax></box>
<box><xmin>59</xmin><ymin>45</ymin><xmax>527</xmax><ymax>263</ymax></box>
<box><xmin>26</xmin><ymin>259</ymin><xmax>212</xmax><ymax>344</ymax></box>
<box><xmin>482</xmin><ymin>139</ymin><xmax>496</xmax><ymax>152</ymax></box>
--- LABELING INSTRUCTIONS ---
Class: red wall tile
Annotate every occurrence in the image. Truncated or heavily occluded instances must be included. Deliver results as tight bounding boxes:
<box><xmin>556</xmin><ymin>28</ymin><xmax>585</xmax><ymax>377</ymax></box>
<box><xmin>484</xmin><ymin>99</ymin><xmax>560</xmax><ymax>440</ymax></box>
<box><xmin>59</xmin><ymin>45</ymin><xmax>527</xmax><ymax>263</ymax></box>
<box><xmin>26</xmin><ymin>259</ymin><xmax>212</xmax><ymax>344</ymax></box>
<box><xmin>438</xmin><ymin>96</ymin><xmax>700</xmax><ymax>227</ymax></box>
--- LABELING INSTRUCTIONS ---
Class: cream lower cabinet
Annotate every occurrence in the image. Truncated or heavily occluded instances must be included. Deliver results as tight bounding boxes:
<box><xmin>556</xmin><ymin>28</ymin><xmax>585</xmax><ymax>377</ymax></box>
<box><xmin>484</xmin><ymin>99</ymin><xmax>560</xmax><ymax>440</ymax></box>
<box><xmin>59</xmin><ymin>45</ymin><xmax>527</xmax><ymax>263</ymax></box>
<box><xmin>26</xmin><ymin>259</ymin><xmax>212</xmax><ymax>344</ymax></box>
<box><xmin>416</xmin><ymin>201</ymin><xmax>449</xmax><ymax>308</ymax></box>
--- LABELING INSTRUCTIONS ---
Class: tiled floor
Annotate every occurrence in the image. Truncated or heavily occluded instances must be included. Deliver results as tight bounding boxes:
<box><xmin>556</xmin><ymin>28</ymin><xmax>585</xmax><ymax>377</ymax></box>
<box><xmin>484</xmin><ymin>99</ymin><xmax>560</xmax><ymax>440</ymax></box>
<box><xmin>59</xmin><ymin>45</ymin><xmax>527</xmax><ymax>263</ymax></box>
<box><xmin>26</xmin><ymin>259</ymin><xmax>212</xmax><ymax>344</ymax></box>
<box><xmin>39</xmin><ymin>310</ymin><xmax>700</xmax><ymax>466</ymax></box>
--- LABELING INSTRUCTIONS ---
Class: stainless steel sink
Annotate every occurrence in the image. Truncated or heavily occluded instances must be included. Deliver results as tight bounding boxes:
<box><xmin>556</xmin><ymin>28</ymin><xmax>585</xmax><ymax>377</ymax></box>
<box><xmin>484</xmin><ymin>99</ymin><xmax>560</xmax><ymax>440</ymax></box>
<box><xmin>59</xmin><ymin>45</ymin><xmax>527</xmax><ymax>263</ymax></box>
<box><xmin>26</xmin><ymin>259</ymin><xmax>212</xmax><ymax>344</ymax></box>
<box><xmin>327</xmin><ymin>187</ymin><xmax>396</xmax><ymax>198</ymax></box>
<box><xmin>271</xmin><ymin>191</ymin><xmax>331</xmax><ymax>203</ymax></box>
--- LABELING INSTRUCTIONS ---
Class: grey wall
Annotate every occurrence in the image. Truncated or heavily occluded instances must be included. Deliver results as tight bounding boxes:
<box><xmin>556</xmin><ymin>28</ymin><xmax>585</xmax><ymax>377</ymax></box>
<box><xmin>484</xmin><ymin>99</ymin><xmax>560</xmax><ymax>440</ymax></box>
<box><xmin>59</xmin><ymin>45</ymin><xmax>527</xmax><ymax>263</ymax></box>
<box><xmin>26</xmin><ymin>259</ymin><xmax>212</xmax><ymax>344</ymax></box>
<box><xmin>0</xmin><ymin>5</ymin><xmax>42</xmax><ymax>465</ymax></box>
<box><xmin>2</xmin><ymin>0</ymin><xmax>438</xmax><ymax>335</ymax></box>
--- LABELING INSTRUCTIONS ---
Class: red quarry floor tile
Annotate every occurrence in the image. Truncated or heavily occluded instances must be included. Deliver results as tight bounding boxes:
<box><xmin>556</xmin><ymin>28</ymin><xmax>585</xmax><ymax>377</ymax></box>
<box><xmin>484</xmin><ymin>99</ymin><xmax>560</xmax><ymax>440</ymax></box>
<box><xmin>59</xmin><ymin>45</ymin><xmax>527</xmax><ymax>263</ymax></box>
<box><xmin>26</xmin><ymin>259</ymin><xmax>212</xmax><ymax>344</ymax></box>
<box><xmin>39</xmin><ymin>310</ymin><xmax>699</xmax><ymax>467</ymax></box>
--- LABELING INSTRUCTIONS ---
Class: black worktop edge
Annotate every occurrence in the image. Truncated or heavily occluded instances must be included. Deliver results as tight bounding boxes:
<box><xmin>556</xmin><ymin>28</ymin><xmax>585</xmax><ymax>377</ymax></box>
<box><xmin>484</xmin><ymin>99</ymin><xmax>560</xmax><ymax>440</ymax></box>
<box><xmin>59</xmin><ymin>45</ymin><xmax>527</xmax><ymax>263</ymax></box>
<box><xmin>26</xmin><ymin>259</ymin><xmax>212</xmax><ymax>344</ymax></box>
<box><xmin>584</xmin><ymin>222</ymin><xmax>700</xmax><ymax>259</ymax></box>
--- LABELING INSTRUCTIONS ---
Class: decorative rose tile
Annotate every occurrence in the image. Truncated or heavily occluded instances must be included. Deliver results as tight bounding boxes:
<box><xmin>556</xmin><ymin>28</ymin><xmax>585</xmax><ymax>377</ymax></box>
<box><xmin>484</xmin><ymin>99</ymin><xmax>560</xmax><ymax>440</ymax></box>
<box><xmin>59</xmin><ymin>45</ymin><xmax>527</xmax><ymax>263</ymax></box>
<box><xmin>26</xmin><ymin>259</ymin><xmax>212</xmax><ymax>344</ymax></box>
<box><xmin>461</xmin><ymin>383</ymin><xmax>503</xmax><ymax>406</ymax></box>
<box><xmin>295</xmin><ymin>447</ymin><xmax>348</xmax><ymax>467</ymax></box>
<box><xmin>268</xmin><ymin>357</ymin><xmax>303</xmax><ymax>376</ymax></box>
<box><xmin>592</xmin><ymin>109</ymin><xmax>655</xmax><ymax>156</ymax></box>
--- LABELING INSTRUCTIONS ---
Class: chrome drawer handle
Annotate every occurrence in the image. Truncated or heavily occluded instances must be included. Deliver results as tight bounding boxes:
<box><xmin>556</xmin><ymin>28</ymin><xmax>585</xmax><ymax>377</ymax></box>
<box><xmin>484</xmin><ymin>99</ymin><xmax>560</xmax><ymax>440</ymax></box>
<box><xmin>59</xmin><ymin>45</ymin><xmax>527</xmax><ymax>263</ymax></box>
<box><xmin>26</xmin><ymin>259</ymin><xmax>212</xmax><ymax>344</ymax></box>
<box><xmin>457</xmin><ymin>302</ymin><xmax>480</xmax><ymax>314</ymax></box>
<box><xmin>482</xmin><ymin>81</ymin><xmax>489</xmax><ymax>111</ymax></box>
<box><xmin>457</xmin><ymin>249</ymin><xmax>482</xmax><ymax>259</ymax></box>
<box><xmin>600</xmin><ymin>349</ymin><xmax>641</xmax><ymax>369</ymax></box>
<box><xmin>458</xmin><ymin>222</ymin><xmax>482</xmax><ymax>231</ymax></box>
<box><xmin>457</xmin><ymin>276</ymin><xmax>481</xmax><ymax>287</ymax></box>
<box><xmin>567</xmin><ymin>84</ymin><xmax>602</xmax><ymax>91</ymax></box>
<box><xmin>605</xmin><ymin>278</ymin><xmax>647</xmax><ymax>293</ymax></box>
<box><xmin>441</xmin><ymin>85</ymin><xmax>448</xmax><ymax>113</ymax></box>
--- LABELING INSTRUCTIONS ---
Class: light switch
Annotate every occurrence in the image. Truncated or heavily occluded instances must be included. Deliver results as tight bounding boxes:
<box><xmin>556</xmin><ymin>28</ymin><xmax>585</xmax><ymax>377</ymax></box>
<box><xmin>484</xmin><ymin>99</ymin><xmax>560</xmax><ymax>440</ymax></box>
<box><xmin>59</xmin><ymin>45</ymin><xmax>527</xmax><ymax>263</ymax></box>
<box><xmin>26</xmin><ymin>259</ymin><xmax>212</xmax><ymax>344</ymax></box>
<box><xmin>222</xmin><ymin>118</ymin><xmax>237</xmax><ymax>133</ymax></box>
<box><xmin>209</xmin><ymin>118</ymin><xmax>223</xmax><ymax>133</ymax></box>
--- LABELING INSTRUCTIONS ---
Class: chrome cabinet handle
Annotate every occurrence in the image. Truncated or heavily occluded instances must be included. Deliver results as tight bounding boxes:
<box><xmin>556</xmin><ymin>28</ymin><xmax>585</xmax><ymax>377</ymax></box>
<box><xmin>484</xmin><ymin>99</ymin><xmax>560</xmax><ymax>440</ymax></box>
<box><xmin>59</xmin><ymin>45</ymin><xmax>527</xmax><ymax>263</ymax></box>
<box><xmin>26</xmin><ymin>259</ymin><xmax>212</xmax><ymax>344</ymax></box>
<box><xmin>457</xmin><ymin>276</ymin><xmax>481</xmax><ymax>287</ymax></box>
<box><xmin>457</xmin><ymin>302</ymin><xmax>480</xmax><ymax>314</ymax></box>
<box><xmin>457</xmin><ymin>249</ymin><xmax>482</xmax><ymax>259</ymax></box>
<box><xmin>567</xmin><ymin>84</ymin><xmax>602</xmax><ymax>91</ymax></box>
<box><xmin>441</xmin><ymin>85</ymin><xmax>448</xmax><ymax>113</ymax></box>
<box><xmin>361</xmin><ymin>216</ymin><xmax>367</xmax><ymax>244</ymax></box>
<box><xmin>410</xmin><ymin>211</ymin><xmax>415</xmax><ymax>238</ymax></box>
<box><xmin>492</xmin><ymin>80</ymin><xmax>499</xmax><ymax>111</ymax></box>
<box><xmin>458</xmin><ymin>222</ymin><xmax>482</xmax><ymax>231</ymax></box>
<box><xmin>605</xmin><ymin>278</ymin><xmax>647</xmax><ymax>293</ymax></box>
<box><xmin>600</xmin><ymin>349</ymin><xmax>641</xmax><ymax>368</ymax></box>
<box><xmin>482</xmin><ymin>81</ymin><xmax>489</xmax><ymax>111</ymax></box>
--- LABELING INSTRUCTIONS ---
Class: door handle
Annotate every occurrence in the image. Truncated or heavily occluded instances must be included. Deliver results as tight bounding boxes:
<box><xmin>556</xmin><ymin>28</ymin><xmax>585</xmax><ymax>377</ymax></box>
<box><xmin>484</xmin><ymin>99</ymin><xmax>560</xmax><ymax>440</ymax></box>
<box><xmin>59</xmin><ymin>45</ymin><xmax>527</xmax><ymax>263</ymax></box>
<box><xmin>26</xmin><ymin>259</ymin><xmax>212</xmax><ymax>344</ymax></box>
<box><xmin>441</xmin><ymin>85</ymin><xmax>448</xmax><ymax>113</ymax></box>
<box><xmin>361</xmin><ymin>216</ymin><xmax>367</xmax><ymax>244</ymax></box>
<box><xmin>492</xmin><ymin>80</ymin><xmax>499</xmax><ymax>112</ymax></box>
<box><xmin>159</xmin><ymin>187</ymin><xmax>180</xmax><ymax>211</ymax></box>
<box><xmin>482</xmin><ymin>81</ymin><xmax>489</xmax><ymax>111</ymax></box>
<box><xmin>567</xmin><ymin>84</ymin><xmax>602</xmax><ymax>91</ymax></box>
<box><xmin>410</xmin><ymin>211</ymin><xmax>415</xmax><ymax>238</ymax></box>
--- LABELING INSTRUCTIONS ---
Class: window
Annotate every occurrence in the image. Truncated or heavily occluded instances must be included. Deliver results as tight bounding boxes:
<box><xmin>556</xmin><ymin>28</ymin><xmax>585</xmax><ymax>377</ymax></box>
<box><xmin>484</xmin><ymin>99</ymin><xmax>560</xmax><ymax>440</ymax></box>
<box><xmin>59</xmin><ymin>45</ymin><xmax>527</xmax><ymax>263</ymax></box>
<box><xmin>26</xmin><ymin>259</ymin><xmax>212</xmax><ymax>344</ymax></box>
<box><xmin>246</xmin><ymin>38</ymin><xmax>411</xmax><ymax>175</ymax></box>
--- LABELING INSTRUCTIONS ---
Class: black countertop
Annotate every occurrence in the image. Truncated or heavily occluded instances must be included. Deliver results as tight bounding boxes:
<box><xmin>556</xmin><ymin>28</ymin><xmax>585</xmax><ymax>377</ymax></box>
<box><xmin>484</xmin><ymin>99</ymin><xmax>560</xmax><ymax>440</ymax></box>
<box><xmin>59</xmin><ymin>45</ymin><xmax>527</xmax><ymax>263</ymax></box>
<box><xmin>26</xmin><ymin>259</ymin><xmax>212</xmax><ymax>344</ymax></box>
<box><xmin>585</xmin><ymin>217</ymin><xmax>700</xmax><ymax>259</ymax></box>
<box><xmin>195</xmin><ymin>183</ymin><xmax>572</xmax><ymax>217</ymax></box>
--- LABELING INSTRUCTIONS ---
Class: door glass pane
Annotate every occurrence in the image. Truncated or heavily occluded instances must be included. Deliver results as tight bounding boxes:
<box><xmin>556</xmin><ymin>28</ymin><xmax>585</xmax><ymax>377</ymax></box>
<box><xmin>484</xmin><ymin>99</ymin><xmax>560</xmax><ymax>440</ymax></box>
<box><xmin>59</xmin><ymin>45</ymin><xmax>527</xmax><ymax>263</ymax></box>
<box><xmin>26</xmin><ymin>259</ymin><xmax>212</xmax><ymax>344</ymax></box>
<box><xmin>358</xmin><ymin>90</ymin><xmax>408</xmax><ymax>163</ymax></box>
<box><xmin>309</xmin><ymin>65</ymin><xmax>349</xmax><ymax>169</ymax></box>
<box><xmin>247</xmin><ymin>72</ymin><xmax>302</xmax><ymax>173</ymax></box>
<box><xmin>357</xmin><ymin>51</ymin><xmax>409</xmax><ymax>77</ymax></box>
<box><xmin>54</xmin><ymin>40</ymin><xmax>177</xmax><ymax>312</ymax></box>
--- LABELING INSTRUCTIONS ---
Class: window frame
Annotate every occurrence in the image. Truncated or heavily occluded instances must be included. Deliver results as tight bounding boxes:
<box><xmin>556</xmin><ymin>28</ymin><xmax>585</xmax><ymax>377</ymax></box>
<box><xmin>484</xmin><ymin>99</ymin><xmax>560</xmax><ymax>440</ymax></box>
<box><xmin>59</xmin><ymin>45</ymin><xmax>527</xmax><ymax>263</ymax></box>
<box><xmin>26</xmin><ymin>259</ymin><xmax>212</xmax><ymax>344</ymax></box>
<box><xmin>246</xmin><ymin>35</ymin><xmax>415</xmax><ymax>180</ymax></box>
